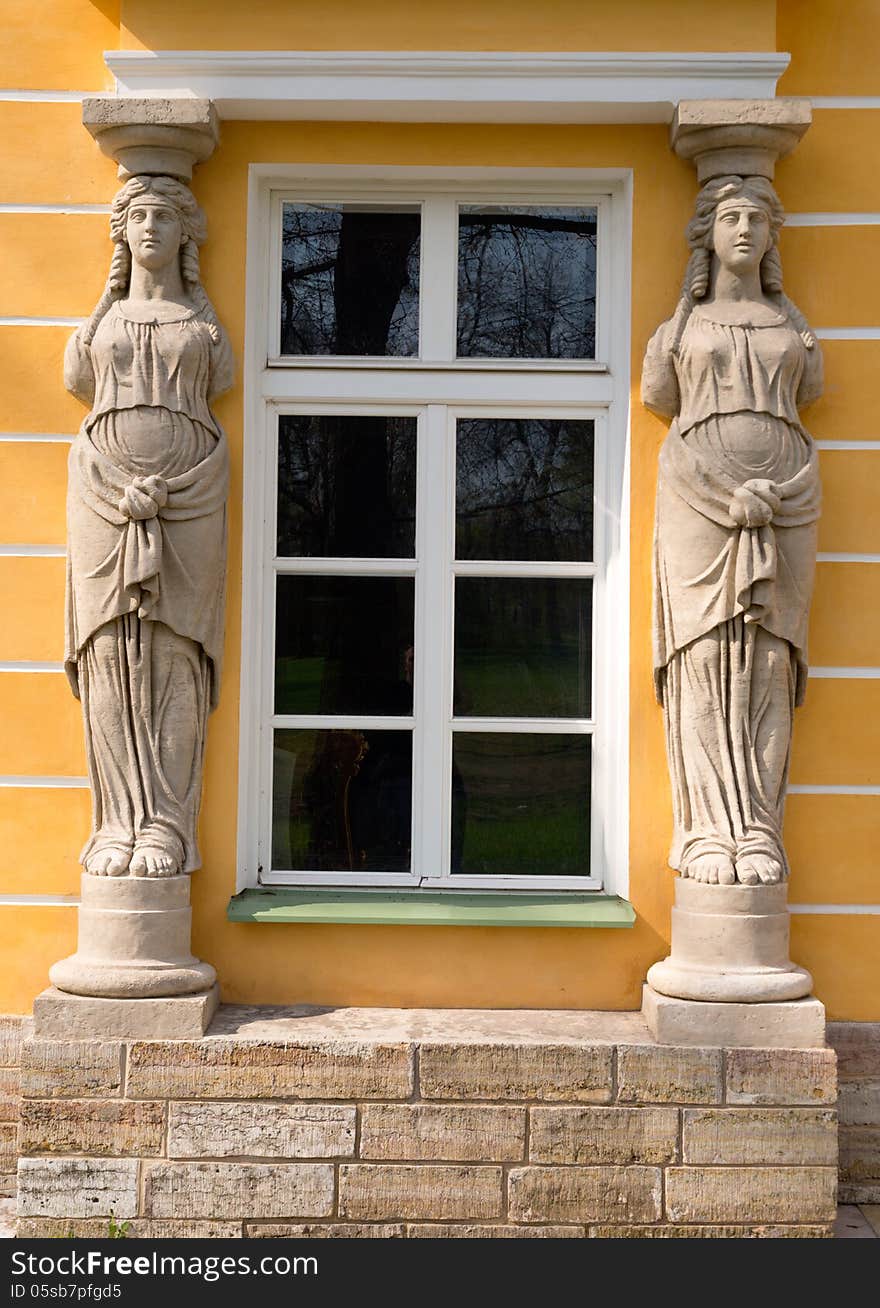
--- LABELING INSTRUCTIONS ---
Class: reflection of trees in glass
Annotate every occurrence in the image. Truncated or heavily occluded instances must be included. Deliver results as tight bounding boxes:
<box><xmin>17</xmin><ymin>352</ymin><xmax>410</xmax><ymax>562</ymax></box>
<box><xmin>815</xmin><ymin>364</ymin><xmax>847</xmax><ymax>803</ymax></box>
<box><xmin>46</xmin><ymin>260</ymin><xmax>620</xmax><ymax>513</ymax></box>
<box><xmin>454</xmin><ymin>577</ymin><xmax>592</xmax><ymax>719</ymax></box>
<box><xmin>281</xmin><ymin>205</ymin><xmax>420</xmax><ymax>355</ymax></box>
<box><xmin>451</xmin><ymin>733</ymin><xmax>591</xmax><ymax>876</ymax></box>
<box><xmin>273</xmin><ymin>728</ymin><xmax>412</xmax><ymax>873</ymax></box>
<box><xmin>456</xmin><ymin>418</ymin><xmax>593</xmax><ymax>561</ymax></box>
<box><xmin>277</xmin><ymin>415</ymin><xmax>417</xmax><ymax>558</ymax></box>
<box><xmin>457</xmin><ymin>207</ymin><xmax>597</xmax><ymax>359</ymax></box>
<box><xmin>274</xmin><ymin>576</ymin><xmax>415</xmax><ymax>717</ymax></box>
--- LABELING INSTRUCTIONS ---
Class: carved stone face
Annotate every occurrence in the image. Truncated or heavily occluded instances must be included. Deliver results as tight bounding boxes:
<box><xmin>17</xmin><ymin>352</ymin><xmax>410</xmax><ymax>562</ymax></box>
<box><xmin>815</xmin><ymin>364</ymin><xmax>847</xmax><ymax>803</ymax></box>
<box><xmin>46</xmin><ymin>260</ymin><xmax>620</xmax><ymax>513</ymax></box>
<box><xmin>711</xmin><ymin>200</ymin><xmax>771</xmax><ymax>277</ymax></box>
<box><xmin>125</xmin><ymin>200</ymin><xmax>184</xmax><ymax>273</ymax></box>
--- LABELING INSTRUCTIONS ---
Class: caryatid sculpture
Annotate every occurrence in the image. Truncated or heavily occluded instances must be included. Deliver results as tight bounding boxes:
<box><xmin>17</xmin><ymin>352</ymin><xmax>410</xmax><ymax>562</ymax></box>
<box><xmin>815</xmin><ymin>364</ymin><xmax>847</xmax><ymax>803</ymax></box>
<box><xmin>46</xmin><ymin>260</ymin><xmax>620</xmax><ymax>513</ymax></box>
<box><xmin>642</xmin><ymin>174</ymin><xmax>822</xmax><ymax>889</ymax></box>
<box><xmin>64</xmin><ymin>173</ymin><xmax>233</xmax><ymax>881</ymax></box>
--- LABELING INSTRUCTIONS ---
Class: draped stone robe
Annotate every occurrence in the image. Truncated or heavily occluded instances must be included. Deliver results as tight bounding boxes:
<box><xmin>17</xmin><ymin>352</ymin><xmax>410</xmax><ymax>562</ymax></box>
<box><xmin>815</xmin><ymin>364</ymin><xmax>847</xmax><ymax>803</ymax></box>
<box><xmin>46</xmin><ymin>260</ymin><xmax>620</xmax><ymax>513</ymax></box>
<box><xmin>64</xmin><ymin>301</ymin><xmax>234</xmax><ymax>871</ymax></box>
<box><xmin>643</xmin><ymin>303</ymin><xmax>822</xmax><ymax>873</ymax></box>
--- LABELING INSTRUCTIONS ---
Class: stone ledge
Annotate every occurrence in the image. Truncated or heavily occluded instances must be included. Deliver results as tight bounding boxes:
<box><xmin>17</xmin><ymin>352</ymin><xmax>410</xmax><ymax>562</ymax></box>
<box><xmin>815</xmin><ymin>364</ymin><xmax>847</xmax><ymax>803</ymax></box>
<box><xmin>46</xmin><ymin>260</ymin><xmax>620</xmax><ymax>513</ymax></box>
<box><xmin>33</xmin><ymin>986</ymin><xmax>219</xmax><ymax>1041</ymax></box>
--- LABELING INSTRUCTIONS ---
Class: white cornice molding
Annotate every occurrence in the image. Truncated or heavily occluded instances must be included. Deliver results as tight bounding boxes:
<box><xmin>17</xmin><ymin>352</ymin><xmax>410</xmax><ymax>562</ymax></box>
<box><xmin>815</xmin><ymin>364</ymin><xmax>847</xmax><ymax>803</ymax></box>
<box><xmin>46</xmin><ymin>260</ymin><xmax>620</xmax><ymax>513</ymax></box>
<box><xmin>105</xmin><ymin>50</ymin><xmax>790</xmax><ymax>124</ymax></box>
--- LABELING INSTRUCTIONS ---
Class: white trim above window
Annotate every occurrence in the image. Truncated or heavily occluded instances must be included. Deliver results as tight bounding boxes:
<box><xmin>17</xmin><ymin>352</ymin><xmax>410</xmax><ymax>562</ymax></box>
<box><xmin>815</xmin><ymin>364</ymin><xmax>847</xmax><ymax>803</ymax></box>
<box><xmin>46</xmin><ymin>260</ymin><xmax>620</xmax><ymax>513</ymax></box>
<box><xmin>238</xmin><ymin>166</ymin><xmax>631</xmax><ymax>899</ymax></box>
<box><xmin>105</xmin><ymin>49</ymin><xmax>789</xmax><ymax>123</ymax></box>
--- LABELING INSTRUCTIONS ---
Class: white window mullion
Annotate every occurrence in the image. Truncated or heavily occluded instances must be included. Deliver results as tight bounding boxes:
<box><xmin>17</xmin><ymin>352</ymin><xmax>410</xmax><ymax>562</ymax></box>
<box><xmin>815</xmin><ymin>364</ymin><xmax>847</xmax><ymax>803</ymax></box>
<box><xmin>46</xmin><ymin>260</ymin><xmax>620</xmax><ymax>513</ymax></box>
<box><xmin>418</xmin><ymin>196</ymin><xmax>458</xmax><ymax>361</ymax></box>
<box><xmin>413</xmin><ymin>404</ymin><xmax>454</xmax><ymax>881</ymax></box>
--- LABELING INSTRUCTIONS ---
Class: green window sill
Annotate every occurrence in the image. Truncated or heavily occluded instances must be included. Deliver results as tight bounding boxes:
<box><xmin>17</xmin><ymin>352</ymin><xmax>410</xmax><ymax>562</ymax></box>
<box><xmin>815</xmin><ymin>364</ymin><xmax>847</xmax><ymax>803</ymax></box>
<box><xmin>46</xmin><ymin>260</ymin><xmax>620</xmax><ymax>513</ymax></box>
<box><xmin>227</xmin><ymin>888</ymin><xmax>635</xmax><ymax>929</ymax></box>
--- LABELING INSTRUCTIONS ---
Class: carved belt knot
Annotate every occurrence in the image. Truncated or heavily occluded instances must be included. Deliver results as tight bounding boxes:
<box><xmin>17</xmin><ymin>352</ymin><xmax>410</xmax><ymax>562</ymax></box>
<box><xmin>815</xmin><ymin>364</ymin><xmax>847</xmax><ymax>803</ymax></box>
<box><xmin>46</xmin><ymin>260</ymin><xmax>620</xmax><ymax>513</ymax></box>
<box><xmin>118</xmin><ymin>475</ymin><xmax>169</xmax><ymax>521</ymax></box>
<box><xmin>729</xmin><ymin>479</ymin><xmax>781</xmax><ymax>528</ymax></box>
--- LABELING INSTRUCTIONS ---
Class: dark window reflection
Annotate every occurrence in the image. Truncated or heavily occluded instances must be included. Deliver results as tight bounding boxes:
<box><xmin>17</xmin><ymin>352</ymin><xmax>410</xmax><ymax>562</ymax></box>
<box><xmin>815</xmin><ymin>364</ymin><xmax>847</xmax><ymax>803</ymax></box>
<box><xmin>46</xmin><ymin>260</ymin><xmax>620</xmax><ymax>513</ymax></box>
<box><xmin>454</xmin><ymin>578</ymin><xmax>592</xmax><ymax>719</ymax></box>
<box><xmin>273</xmin><ymin>728</ymin><xmax>412</xmax><ymax>872</ymax></box>
<box><xmin>281</xmin><ymin>204</ymin><xmax>420</xmax><ymax>356</ymax></box>
<box><xmin>456</xmin><ymin>418</ymin><xmax>594</xmax><ymax>561</ymax></box>
<box><xmin>278</xmin><ymin>415</ymin><xmax>416</xmax><ymax>558</ymax></box>
<box><xmin>275</xmin><ymin>576</ymin><xmax>415</xmax><ymax>716</ymax></box>
<box><xmin>457</xmin><ymin>206</ymin><xmax>597</xmax><ymax>359</ymax></box>
<box><xmin>451</xmin><ymin>733</ymin><xmax>590</xmax><ymax>876</ymax></box>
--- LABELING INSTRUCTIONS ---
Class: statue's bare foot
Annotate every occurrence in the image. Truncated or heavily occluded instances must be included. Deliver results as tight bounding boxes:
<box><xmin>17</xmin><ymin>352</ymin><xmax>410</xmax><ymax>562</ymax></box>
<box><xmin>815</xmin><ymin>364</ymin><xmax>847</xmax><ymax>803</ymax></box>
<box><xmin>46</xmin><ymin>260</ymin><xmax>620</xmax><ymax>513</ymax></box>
<box><xmin>685</xmin><ymin>854</ymin><xmax>736</xmax><ymax>885</ymax></box>
<box><xmin>736</xmin><ymin>854</ymin><xmax>784</xmax><ymax>885</ymax></box>
<box><xmin>130</xmin><ymin>846</ymin><xmax>179</xmax><ymax>878</ymax></box>
<box><xmin>85</xmin><ymin>847</ymin><xmax>130</xmax><ymax>877</ymax></box>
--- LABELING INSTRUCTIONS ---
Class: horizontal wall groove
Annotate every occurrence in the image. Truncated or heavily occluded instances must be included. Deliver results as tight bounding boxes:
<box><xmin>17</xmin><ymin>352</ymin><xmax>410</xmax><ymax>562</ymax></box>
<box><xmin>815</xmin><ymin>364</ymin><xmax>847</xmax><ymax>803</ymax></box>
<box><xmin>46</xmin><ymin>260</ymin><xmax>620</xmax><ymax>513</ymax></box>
<box><xmin>814</xmin><ymin>328</ymin><xmax>880</xmax><ymax>340</ymax></box>
<box><xmin>785</xmin><ymin>213</ymin><xmax>880</xmax><ymax>226</ymax></box>
<box><xmin>808</xmin><ymin>666</ymin><xmax>880</xmax><ymax>678</ymax></box>
<box><xmin>788</xmin><ymin>904</ymin><xmax>880</xmax><ymax>915</ymax></box>
<box><xmin>0</xmin><ymin>894</ymin><xmax>78</xmax><ymax>906</ymax></box>
<box><xmin>814</xmin><ymin>440</ymin><xmax>880</xmax><ymax>450</ymax></box>
<box><xmin>0</xmin><ymin>662</ymin><xmax>64</xmax><ymax>674</ymax></box>
<box><xmin>0</xmin><ymin>432</ymin><xmax>75</xmax><ymax>443</ymax></box>
<box><xmin>0</xmin><ymin>90</ymin><xmax>89</xmax><ymax>102</ymax></box>
<box><xmin>787</xmin><ymin>784</ymin><xmax>880</xmax><ymax>795</ymax></box>
<box><xmin>816</xmin><ymin>552</ymin><xmax>880</xmax><ymax>564</ymax></box>
<box><xmin>0</xmin><ymin>316</ymin><xmax>83</xmax><ymax>327</ymax></box>
<box><xmin>0</xmin><ymin>204</ymin><xmax>110</xmax><ymax>215</ymax></box>
<box><xmin>809</xmin><ymin>98</ymin><xmax>880</xmax><ymax>109</ymax></box>
<box><xmin>0</xmin><ymin>546</ymin><xmax>66</xmax><ymax>557</ymax></box>
<box><xmin>0</xmin><ymin>776</ymin><xmax>88</xmax><ymax>788</ymax></box>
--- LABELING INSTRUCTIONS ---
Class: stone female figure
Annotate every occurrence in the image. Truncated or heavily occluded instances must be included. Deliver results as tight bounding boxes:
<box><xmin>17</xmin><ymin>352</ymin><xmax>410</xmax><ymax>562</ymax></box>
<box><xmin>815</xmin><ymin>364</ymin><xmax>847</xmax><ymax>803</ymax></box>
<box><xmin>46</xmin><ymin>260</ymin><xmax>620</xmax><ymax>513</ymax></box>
<box><xmin>64</xmin><ymin>175</ymin><xmax>233</xmax><ymax>879</ymax></box>
<box><xmin>642</xmin><ymin>175</ymin><xmax>822</xmax><ymax>888</ymax></box>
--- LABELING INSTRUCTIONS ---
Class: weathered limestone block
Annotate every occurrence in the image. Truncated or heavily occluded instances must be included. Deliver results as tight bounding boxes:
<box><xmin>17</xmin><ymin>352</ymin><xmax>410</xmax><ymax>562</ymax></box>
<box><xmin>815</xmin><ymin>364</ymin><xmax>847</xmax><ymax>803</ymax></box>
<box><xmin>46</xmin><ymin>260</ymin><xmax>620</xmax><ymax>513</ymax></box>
<box><xmin>146</xmin><ymin>1162</ymin><xmax>335</xmax><ymax>1220</ymax></box>
<box><xmin>168</xmin><ymin>1101</ymin><xmax>356</xmax><ymax>1159</ymax></box>
<box><xmin>408</xmin><ymin>1224</ymin><xmax>586</xmax><ymax>1238</ymax></box>
<box><xmin>0</xmin><ymin>1018</ymin><xmax>26</xmax><ymax>1067</ymax></box>
<box><xmin>617</xmin><ymin>1045</ymin><xmax>722</xmax><ymax>1104</ymax></box>
<box><xmin>725</xmin><ymin>1047</ymin><xmax>836</xmax><ymax>1105</ymax></box>
<box><xmin>21</xmin><ymin>1040</ymin><xmax>122</xmax><ymax>1099</ymax></box>
<box><xmin>20</xmin><ymin>1099</ymin><xmax>166</xmax><ymax>1157</ymax></box>
<box><xmin>529</xmin><ymin>1107</ymin><xmax>679</xmax><ymax>1165</ymax></box>
<box><xmin>127</xmin><ymin>1039</ymin><xmax>413</xmax><ymax>1100</ymax></box>
<box><xmin>0</xmin><ymin>1068</ymin><xmax>21</xmax><ymax>1121</ymax></box>
<box><xmin>359</xmin><ymin>1104</ymin><xmax>526</xmax><ymax>1162</ymax></box>
<box><xmin>682</xmin><ymin>1107</ymin><xmax>836</xmax><ymax>1165</ymax></box>
<box><xmin>17</xmin><ymin>1218</ymin><xmax>242</xmax><ymax>1239</ymax></box>
<box><xmin>419</xmin><ymin>1043</ymin><xmax>612</xmax><ymax>1102</ymax></box>
<box><xmin>246</xmin><ymin>1224</ymin><xmax>405</xmax><ymax>1238</ymax></box>
<box><xmin>508</xmin><ymin>1166</ymin><xmax>662</xmax><ymax>1224</ymax></box>
<box><xmin>590</xmin><ymin>1224</ymin><xmax>833</xmax><ymax>1238</ymax></box>
<box><xmin>18</xmin><ymin>1158</ymin><xmax>139</xmax><ymax>1219</ymax></box>
<box><xmin>665</xmin><ymin>1165</ymin><xmax>837</xmax><ymax>1224</ymax></box>
<box><xmin>839</xmin><ymin>1128</ymin><xmax>880</xmax><ymax>1184</ymax></box>
<box><xmin>0</xmin><ymin>1123</ymin><xmax>16</xmax><ymax>1173</ymax></box>
<box><xmin>839</xmin><ymin>1082</ymin><xmax>880</xmax><ymax>1126</ymax></box>
<box><xmin>828</xmin><ymin>1022</ymin><xmax>880</xmax><ymax>1081</ymax></box>
<box><xmin>339</xmin><ymin>1165</ymin><xmax>504</xmax><ymax>1222</ymax></box>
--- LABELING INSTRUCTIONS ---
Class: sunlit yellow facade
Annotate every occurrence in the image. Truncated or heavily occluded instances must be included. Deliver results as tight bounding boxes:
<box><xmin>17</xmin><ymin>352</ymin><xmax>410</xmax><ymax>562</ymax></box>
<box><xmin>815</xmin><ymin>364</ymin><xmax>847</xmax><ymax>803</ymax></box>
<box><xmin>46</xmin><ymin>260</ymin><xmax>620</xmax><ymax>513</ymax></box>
<box><xmin>1</xmin><ymin>0</ymin><xmax>877</xmax><ymax>1019</ymax></box>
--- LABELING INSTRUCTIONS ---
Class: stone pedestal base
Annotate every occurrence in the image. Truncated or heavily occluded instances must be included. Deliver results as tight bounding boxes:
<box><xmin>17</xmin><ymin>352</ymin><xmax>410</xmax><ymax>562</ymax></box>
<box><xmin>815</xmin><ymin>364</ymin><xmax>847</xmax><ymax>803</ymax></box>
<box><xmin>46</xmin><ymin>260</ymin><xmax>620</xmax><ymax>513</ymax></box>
<box><xmin>642</xmin><ymin>985</ymin><xmax>826</xmax><ymax>1048</ymax></box>
<box><xmin>647</xmin><ymin>878</ymin><xmax>812</xmax><ymax>1003</ymax></box>
<box><xmin>49</xmin><ymin>874</ymin><xmax>216</xmax><ymax>1000</ymax></box>
<box><xmin>33</xmin><ymin>984</ymin><xmax>219</xmax><ymax>1040</ymax></box>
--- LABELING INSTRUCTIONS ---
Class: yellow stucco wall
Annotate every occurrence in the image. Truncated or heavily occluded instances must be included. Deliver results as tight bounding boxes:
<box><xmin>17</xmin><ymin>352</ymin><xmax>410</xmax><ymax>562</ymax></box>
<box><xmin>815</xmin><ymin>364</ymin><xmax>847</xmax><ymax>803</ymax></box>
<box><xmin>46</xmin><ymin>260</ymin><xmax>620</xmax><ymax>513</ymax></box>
<box><xmin>0</xmin><ymin>0</ymin><xmax>877</xmax><ymax>1019</ymax></box>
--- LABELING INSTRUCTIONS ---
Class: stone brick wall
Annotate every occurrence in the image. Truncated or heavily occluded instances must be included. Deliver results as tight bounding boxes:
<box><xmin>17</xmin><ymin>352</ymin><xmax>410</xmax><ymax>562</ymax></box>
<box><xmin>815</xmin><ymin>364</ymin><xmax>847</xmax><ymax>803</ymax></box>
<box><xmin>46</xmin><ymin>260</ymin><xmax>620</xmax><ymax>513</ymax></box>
<box><xmin>13</xmin><ymin>1008</ymin><xmax>838</xmax><ymax>1238</ymax></box>
<box><xmin>829</xmin><ymin>1022</ymin><xmax>880</xmax><ymax>1203</ymax></box>
<box><xmin>0</xmin><ymin>1016</ymin><xmax>26</xmax><ymax>1197</ymax></box>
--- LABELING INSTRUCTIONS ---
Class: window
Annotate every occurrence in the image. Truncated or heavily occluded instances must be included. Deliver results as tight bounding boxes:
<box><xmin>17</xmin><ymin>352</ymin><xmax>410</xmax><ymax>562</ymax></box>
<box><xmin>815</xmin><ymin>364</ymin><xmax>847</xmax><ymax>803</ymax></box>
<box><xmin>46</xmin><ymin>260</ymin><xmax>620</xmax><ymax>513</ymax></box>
<box><xmin>240</xmin><ymin>170</ymin><xmax>630</xmax><ymax>895</ymax></box>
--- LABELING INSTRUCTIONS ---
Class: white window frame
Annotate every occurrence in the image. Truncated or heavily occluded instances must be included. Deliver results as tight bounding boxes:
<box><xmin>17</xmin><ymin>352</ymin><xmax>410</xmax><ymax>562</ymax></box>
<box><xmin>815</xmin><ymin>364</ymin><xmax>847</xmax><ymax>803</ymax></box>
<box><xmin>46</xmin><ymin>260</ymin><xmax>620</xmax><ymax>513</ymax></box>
<box><xmin>238</xmin><ymin>165</ymin><xmax>631</xmax><ymax>899</ymax></box>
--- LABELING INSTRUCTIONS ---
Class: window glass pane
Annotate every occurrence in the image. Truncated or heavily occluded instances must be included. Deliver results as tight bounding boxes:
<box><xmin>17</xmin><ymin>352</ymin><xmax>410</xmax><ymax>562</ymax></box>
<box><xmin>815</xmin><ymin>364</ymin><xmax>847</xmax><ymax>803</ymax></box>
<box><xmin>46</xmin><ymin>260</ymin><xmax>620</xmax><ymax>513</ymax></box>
<box><xmin>457</xmin><ymin>206</ymin><xmax>597</xmax><ymax>359</ymax></box>
<box><xmin>281</xmin><ymin>204</ymin><xmax>420</xmax><ymax>356</ymax></box>
<box><xmin>278</xmin><ymin>415</ymin><xmax>417</xmax><ymax>558</ymax></box>
<box><xmin>451</xmin><ymin>734</ymin><xmax>590</xmax><ymax>877</ymax></box>
<box><xmin>456</xmin><ymin>417</ymin><xmax>594</xmax><ymax>561</ymax></box>
<box><xmin>275</xmin><ymin>576</ymin><xmax>414</xmax><ymax>716</ymax></box>
<box><xmin>273</xmin><ymin>728</ymin><xmax>412</xmax><ymax>873</ymax></box>
<box><xmin>454</xmin><ymin>578</ymin><xmax>592</xmax><ymax>718</ymax></box>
